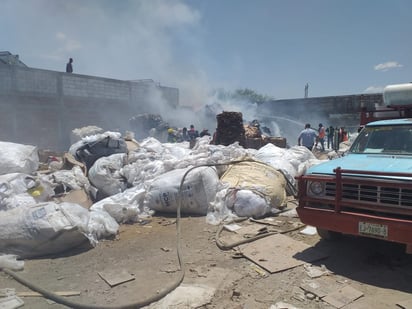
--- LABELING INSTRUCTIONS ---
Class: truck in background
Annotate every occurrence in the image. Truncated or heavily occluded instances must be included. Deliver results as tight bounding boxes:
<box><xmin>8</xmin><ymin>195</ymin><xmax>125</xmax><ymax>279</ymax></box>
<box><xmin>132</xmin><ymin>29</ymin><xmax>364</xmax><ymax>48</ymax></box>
<box><xmin>296</xmin><ymin>83</ymin><xmax>412</xmax><ymax>253</ymax></box>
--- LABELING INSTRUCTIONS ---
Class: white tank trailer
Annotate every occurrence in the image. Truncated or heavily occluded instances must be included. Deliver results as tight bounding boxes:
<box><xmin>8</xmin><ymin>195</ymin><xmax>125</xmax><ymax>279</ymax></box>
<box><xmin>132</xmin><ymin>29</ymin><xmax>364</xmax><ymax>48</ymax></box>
<box><xmin>383</xmin><ymin>83</ymin><xmax>412</xmax><ymax>106</ymax></box>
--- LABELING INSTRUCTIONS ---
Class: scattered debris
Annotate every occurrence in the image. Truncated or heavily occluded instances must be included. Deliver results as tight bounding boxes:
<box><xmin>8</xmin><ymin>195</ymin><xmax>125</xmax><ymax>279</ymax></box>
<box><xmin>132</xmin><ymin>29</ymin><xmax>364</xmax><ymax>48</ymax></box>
<box><xmin>0</xmin><ymin>255</ymin><xmax>24</xmax><ymax>271</ymax></box>
<box><xmin>223</xmin><ymin>223</ymin><xmax>242</xmax><ymax>232</ymax></box>
<box><xmin>269</xmin><ymin>301</ymin><xmax>302</xmax><ymax>309</ymax></box>
<box><xmin>249</xmin><ymin>263</ymin><xmax>268</xmax><ymax>278</ymax></box>
<box><xmin>17</xmin><ymin>291</ymin><xmax>81</xmax><ymax>297</ymax></box>
<box><xmin>299</xmin><ymin>226</ymin><xmax>318</xmax><ymax>236</ymax></box>
<box><xmin>239</xmin><ymin>233</ymin><xmax>328</xmax><ymax>273</ymax></box>
<box><xmin>303</xmin><ymin>263</ymin><xmax>332</xmax><ymax>278</ymax></box>
<box><xmin>300</xmin><ymin>276</ymin><xmax>364</xmax><ymax>308</ymax></box>
<box><xmin>322</xmin><ymin>285</ymin><xmax>364</xmax><ymax>308</ymax></box>
<box><xmin>98</xmin><ymin>269</ymin><xmax>135</xmax><ymax>287</ymax></box>
<box><xmin>0</xmin><ymin>295</ymin><xmax>24</xmax><ymax>309</ymax></box>
<box><xmin>300</xmin><ymin>276</ymin><xmax>341</xmax><ymax>298</ymax></box>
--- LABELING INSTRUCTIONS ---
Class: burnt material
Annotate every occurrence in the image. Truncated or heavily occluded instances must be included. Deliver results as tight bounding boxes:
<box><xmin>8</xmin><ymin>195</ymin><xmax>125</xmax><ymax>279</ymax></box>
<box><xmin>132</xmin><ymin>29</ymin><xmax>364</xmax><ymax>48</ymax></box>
<box><xmin>214</xmin><ymin>111</ymin><xmax>246</xmax><ymax>147</ymax></box>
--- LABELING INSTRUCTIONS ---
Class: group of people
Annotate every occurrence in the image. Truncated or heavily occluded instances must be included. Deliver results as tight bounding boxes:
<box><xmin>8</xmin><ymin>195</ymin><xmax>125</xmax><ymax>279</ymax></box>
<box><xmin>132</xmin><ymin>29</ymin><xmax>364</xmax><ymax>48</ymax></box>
<box><xmin>167</xmin><ymin>125</ymin><xmax>211</xmax><ymax>143</ymax></box>
<box><xmin>298</xmin><ymin>123</ymin><xmax>348</xmax><ymax>152</ymax></box>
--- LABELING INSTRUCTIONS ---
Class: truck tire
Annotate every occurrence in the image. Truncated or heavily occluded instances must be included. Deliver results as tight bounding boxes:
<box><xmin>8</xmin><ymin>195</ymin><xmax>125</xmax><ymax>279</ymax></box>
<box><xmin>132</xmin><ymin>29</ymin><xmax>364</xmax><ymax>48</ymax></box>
<box><xmin>316</xmin><ymin>228</ymin><xmax>341</xmax><ymax>240</ymax></box>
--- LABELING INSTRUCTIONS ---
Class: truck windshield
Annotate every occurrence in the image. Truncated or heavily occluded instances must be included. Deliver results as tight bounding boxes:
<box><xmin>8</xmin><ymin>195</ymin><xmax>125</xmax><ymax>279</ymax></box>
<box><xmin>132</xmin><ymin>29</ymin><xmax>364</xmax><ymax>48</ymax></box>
<box><xmin>350</xmin><ymin>125</ymin><xmax>412</xmax><ymax>155</ymax></box>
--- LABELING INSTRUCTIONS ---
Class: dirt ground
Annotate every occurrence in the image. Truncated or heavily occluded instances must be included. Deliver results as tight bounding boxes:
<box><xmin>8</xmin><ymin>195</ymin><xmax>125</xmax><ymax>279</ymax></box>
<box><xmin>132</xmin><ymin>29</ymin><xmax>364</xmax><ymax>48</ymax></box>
<box><xmin>1</xmin><ymin>200</ymin><xmax>412</xmax><ymax>309</ymax></box>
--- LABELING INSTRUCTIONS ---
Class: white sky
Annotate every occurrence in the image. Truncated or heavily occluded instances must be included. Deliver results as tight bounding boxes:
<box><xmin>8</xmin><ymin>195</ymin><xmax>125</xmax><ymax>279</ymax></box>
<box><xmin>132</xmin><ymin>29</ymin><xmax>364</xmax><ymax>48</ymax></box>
<box><xmin>1</xmin><ymin>0</ymin><xmax>411</xmax><ymax>106</ymax></box>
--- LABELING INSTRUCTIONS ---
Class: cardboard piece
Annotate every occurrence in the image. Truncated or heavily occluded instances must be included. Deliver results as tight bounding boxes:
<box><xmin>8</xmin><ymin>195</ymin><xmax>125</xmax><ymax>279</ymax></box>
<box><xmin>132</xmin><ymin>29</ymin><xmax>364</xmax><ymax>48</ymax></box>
<box><xmin>223</xmin><ymin>223</ymin><xmax>242</xmax><ymax>232</ymax></box>
<box><xmin>98</xmin><ymin>269</ymin><xmax>135</xmax><ymax>287</ymax></box>
<box><xmin>322</xmin><ymin>285</ymin><xmax>364</xmax><ymax>308</ymax></box>
<box><xmin>239</xmin><ymin>233</ymin><xmax>328</xmax><ymax>273</ymax></box>
<box><xmin>300</xmin><ymin>277</ymin><xmax>342</xmax><ymax>298</ymax></box>
<box><xmin>0</xmin><ymin>295</ymin><xmax>24</xmax><ymax>309</ymax></box>
<box><xmin>54</xmin><ymin>189</ymin><xmax>93</xmax><ymax>209</ymax></box>
<box><xmin>125</xmin><ymin>139</ymin><xmax>140</xmax><ymax>153</ymax></box>
<box><xmin>63</xmin><ymin>152</ymin><xmax>87</xmax><ymax>175</ymax></box>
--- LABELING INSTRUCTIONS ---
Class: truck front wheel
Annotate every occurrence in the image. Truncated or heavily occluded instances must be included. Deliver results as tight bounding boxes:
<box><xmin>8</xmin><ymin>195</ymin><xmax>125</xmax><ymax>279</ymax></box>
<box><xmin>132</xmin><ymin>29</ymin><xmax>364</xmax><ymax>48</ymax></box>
<box><xmin>316</xmin><ymin>228</ymin><xmax>341</xmax><ymax>240</ymax></box>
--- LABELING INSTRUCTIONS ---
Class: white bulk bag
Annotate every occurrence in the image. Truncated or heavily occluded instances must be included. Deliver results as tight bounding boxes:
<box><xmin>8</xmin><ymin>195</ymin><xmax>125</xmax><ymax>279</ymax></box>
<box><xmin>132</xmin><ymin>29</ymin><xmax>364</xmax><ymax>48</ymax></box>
<box><xmin>144</xmin><ymin>166</ymin><xmax>220</xmax><ymax>215</ymax></box>
<box><xmin>88</xmin><ymin>153</ymin><xmax>127</xmax><ymax>198</ymax></box>
<box><xmin>220</xmin><ymin>160</ymin><xmax>287</xmax><ymax>218</ymax></box>
<box><xmin>0</xmin><ymin>173</ymin><xmax>54</xmax><ymax>211</ymax></box>
<box><xmin>0</xmin><ymin>202</ymin><xmax>90</xmax><ymax>258</ymax></box>
<box><xmin>90</xmin><ymin>187</ymin><xmax>148</xmax><ymax>223</ymax></box>
<box><xmin>0</xmin><ymin>141</ymin><xmax>39</xmax><ymax>175</ymax></box>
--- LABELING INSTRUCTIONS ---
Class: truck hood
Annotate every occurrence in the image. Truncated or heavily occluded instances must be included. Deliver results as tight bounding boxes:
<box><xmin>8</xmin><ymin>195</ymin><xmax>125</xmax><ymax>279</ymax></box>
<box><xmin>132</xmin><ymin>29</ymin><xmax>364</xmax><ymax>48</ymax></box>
<box><xmin>307</xmin><ymin>154</ymin><xmax>412</xmax><ymax>176</ymax></box>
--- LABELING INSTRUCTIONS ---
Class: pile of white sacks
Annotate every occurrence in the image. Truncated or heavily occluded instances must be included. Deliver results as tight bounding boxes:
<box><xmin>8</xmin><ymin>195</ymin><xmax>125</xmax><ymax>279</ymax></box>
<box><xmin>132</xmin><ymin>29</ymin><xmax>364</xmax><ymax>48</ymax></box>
<box><xmin>0</xmin><ymin>133</ymin><xmax>326</xmax><ymax>260</ymax></box>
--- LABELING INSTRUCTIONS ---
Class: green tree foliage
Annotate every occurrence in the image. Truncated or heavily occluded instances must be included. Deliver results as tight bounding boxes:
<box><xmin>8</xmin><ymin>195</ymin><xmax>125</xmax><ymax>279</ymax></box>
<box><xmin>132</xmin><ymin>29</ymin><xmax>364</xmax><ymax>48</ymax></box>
<box><xmin>233</xmin><ymin>88</ymin><xmax>274</xmax><ymax>104</ymax></box>
<box><xmin>212</xmin><ymin>88</ymin><xmax>274</xmax><ymax>104</ymax></box>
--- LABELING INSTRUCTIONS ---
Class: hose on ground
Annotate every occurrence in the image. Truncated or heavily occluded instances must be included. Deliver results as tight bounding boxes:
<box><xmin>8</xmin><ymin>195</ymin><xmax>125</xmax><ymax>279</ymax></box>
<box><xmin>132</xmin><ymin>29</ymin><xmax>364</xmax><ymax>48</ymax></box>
<box><xmin>215</xmin><ymin>218</ymin><xmax>305</xmax><ymax>251</ymax></box>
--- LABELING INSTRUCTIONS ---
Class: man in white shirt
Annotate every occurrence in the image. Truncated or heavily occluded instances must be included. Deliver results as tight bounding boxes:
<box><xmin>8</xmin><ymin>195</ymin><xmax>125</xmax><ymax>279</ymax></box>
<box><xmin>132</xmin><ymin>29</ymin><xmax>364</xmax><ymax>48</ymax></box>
<box><xmin>298</xmin><ymin>123</ymin><xmax>318</xmax><ymax>151</ymax></box>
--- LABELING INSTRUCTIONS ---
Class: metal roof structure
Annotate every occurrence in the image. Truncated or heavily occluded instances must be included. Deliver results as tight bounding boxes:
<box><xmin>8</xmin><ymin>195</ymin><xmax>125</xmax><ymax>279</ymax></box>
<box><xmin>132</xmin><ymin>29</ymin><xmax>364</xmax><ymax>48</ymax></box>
<box><xmin>0</xmin><ymin>51</ymin><xmax>27</xmax><ymax>67</ymax></box>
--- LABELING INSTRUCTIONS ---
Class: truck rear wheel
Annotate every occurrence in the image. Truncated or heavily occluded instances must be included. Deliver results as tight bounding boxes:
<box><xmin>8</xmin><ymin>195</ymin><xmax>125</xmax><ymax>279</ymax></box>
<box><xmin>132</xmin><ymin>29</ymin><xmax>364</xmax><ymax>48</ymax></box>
<box><xmin>316</xmin><ymin>228</ymin><xmax>341</xmax><ymax>240</ymax></box>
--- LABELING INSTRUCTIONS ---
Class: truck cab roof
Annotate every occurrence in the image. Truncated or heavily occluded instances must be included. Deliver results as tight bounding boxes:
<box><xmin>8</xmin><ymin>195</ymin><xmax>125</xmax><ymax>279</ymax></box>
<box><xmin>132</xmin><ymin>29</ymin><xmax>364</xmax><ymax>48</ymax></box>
<box><xmin>366</xmin><ymin>118</ymin><xmax>412</xmax><ymax>127</ymax></box>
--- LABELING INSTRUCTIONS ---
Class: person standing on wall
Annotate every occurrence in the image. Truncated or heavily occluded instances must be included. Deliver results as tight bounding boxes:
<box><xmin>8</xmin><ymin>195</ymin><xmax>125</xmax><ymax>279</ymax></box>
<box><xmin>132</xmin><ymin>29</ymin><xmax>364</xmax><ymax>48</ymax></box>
<box><xmin>298</xmin><ymin>123</ymin><xmax>318</xmax><ymax>151</ymax></box>
<box><xmin>66</xmin><ymin>58</ymin><xmax>73</xmax><ymax>73</ymax></box>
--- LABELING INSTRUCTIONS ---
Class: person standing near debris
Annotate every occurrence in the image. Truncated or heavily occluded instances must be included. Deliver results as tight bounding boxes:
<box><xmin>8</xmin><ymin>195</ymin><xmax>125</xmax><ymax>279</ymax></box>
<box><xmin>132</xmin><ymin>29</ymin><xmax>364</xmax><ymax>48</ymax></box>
<box><xmin>188</xmin><ymin>125</ymin><xmax>199</xmax><ymax>140</ymax></box>
<box><xmin>66</xmin><ymin>58</ymin><xmax>73</xmax><ymax>73</ymax></box>
<box><xmin>167</xmin><ymin>128</ymin><xmax>177</xmax><ymax>143</ymax></box>
<box><xmin>298</xmin><ymin>123</ymin><xmax>318</xmax><ymax>151</ymax></box>
<box><xmin>181</xmin><ymin>127</ymin><xmax>189</xmax><ymax>141</ymax></box>
<box><xmin>326</xmin><ymin>125</ymin><xmax>335</xmax><ymax>150</ymax></box>
<box><xmin>318</xmin><ymin>123</ymin><xmax>326</xmax><ymax>151</ymax></box>
<box><xmin>187</xmin><ymin>124</ymin><xmax>199</xmax><ymax>149</ymax></box>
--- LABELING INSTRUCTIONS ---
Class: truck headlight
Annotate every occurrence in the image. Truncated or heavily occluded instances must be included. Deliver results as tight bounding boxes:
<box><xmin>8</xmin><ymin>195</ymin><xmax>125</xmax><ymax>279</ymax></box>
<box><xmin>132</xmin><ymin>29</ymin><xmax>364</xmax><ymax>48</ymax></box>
<box><xmin>308</xmin><ymin>181</ymin><xmax>325</xmax><ymax>196</ymax></box>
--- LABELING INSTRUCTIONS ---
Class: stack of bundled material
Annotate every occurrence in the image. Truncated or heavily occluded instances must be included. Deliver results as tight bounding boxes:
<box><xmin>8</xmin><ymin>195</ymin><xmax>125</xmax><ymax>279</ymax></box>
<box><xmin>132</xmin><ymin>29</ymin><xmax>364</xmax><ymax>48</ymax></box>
<box><xmin>244</xmin><ymin>124</ymin><xmax>261</xmax><ymax>138</ymax></box>
<box><xmin>214</xmin><ymin>111</ymin><xmax>246</xmax><ymax>147</ymax></box>
<box><xmin>244</xmin><ymin>124</ymin><xmax>263</xmax><ymax>149</ymax></box>
<box><xmin>263</xmin><ymin>136</ymin><xmax>287</xmax><ymax>148</ymax></box>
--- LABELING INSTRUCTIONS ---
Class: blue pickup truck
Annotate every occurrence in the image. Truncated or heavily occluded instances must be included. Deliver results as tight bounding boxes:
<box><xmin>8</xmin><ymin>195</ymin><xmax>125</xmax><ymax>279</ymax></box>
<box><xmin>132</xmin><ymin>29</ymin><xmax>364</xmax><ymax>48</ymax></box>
<box><xmin>296</xmin><ymin>84</ymin><xmax>412</xmax><ymax>253</ymax></box>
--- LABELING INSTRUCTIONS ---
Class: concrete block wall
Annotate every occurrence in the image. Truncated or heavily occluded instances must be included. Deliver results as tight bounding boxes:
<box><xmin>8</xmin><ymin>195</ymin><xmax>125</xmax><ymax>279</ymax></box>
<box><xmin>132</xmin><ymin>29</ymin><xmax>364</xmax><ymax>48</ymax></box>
<box><xmin>62</xmin><ymin>75</ymin><xmax>130</xmax><ymax>101</ymax></box>
<box><xmin>0</xmin><ymin>65</ymin><xmax>179</xmax><ymax>151</ymax></box>
<box><xmin>0</xmin><ymin>66</ymin><xmax>12</xmax><ymax>92</ymax></box>
<box><xmin>15</xmin><ymin>69</ymin><xmax>58</xmax><ymax>96</ymax></box>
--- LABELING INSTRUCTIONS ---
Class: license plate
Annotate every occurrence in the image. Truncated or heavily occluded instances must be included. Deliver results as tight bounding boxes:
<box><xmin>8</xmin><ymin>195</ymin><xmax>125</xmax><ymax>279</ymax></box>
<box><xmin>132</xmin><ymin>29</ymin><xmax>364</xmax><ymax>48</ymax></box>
<box><xmin>359</xmin><ymin>222</ymin><xmax>388</xmax><ymax>238</ymax></box>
